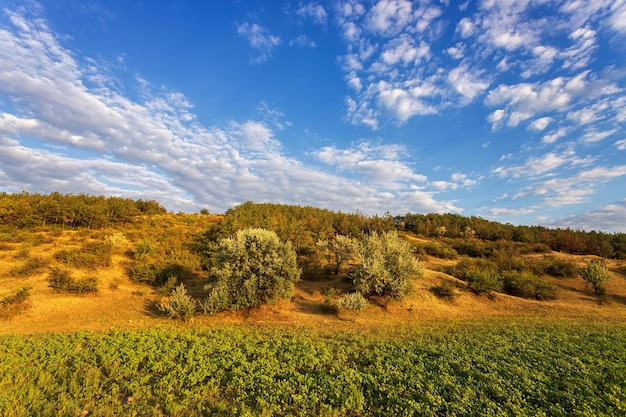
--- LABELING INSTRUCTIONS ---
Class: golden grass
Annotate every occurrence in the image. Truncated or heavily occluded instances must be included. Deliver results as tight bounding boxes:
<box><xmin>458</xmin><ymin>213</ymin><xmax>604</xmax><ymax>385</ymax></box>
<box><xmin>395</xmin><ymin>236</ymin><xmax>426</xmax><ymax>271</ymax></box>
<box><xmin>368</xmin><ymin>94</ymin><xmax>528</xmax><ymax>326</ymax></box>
<box><xmin>1</xmin><ymin>224</ymin><xmax>625</xmax><ymax>336</ymax></box>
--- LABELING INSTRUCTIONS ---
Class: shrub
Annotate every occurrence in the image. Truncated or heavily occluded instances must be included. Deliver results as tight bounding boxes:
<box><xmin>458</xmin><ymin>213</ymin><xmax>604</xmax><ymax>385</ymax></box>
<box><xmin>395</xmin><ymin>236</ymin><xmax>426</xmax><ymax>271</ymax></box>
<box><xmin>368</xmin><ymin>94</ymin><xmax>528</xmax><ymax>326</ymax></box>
<box><xmin>158</xmin><ymin>284</ymin><xmax>197</xmax><ymax>321</ymax></box>
<box><xmin>0</xmin><ymin>287</ymin><xmax>31</xmax><ymax>319</ymax></box>
<box><xmin>421</xmin><ymin>242</ymin><xmax>458</xmax><ymax>260</ymax></box>
<box><xmin>580</xmin><ymin>260</ymin><xmax>612</xmax><ymax>295</ymax></box>
<box><xmin>503</xmin><ymin>271</ymin><xmax>557</xmax><ymax>300</ymax></box>
<box><xmin>9</xmin><ymin>256</ymin><xmax>49</xmax><ymax>277</ymax></box>
<box><xmin>430</xmin><ymin>280</ymin><xmax>459</xmax><ymax>301</ymax></box>
<box><xmin>351</xmin><ymin>232</ymin><xmax>423</xmax><ymax>298</ymax></box>
<box><xmin>55</xmin><ymin>242</ymin><xmax>112</xmax><ymax>270</ymax></box>
<box><xmin>465</xmin><ymin>269</ymin><xmax>503</xmax><ymax>295</ymax></box>
<box><xmin>529</xmin><ymin>257</ymin><xmax>577</xmax><ymax>278</ymax></box>
<box><xmin>48</xmin><ymin>267</ymin><xmax>98</xmax><ymax>294</ymax></box>
<box><xmin>336</xmin><ymin>292</ymin><xmax>369</xmax><ymax>311</ymax></box>
<box><xmin>203</xmin><ymin>228</ymin><xmax>301</xmax><ymax>313</ymax></box>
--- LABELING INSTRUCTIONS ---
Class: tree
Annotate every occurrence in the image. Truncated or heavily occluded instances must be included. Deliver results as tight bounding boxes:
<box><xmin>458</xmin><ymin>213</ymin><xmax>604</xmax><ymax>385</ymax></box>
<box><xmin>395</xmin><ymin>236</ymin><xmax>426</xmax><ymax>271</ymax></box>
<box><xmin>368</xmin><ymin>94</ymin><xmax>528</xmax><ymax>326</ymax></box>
<box><xmin>351</xmin><ymin>232</ymin><xmax>423</xmax><ymax>298</ymax></box>
<box><xmin>580</xmin><ymin>259</ymin><xmax>612</xmax><ymax>295</ymax></box>
<box><xmin>203</xmin><ymin>228</ymin><xmax>301</xmax><ymax>313</ymax></box>
<box><xmin>318</xmin><ymin>235</ymin><xmax>357</xmax><ymax>275</ymax></box>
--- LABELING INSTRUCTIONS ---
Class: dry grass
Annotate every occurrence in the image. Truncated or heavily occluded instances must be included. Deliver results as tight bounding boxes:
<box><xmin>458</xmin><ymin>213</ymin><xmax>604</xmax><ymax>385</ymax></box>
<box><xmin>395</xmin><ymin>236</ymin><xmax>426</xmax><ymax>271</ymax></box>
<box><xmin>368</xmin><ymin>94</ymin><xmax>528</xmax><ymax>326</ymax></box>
<box><xmin>1</xmin><ymin>224</ymin><xmax>625</xmax><ymax>336</ymax></box>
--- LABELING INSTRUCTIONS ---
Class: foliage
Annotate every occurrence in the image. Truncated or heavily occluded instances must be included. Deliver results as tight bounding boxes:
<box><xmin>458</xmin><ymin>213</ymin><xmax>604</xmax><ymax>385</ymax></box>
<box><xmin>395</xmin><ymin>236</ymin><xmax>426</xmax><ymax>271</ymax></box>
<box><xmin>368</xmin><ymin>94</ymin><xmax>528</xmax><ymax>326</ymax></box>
<box><xmin>336</xmin><ymin>292</ymin><xmax>369</xmax><ymax>311</ymax></box>
<box><xmin>55</xmin><ymin>242</ymin><xmax>112</xmax><ymax>270</ymax></box>
<box><xmin>0</xmin><ymin>191</ymin><xmax>166</xmax><ymax>229</ymax></box>
<box><xmin>503</xmin><ymin>272</ymin><xmax>557</xmax><ymax>300</ymax></box>
<box><xmin>0</xmin><ymin>287</ymin><xmax>31</xmax><ymax>319</ymax></box>
<box><xmin>157</xmin><ymin>284</ymin><xmax>197</xmax><ymax>321</ymax></box>
<box><xmin>317</xmin><ymin>235</ymin><xmax>357</xmax><ymax>275</ymax></box>
<box><xmin>465</xmin><ymin>269</ymin><xmax>504</xmax><ymax>295</ymax></box>
<box><xmin>203</xmin><ymin>228</ymin><xmax>301</xmax><ymax>313</ymax></box>
<box><xmin>429</xmin><ymin>280</ymin><xmax>459</xmax><ymax>301</ymax></box>
<box><xmin>9</xmin><ymin>256</ymin><xmax>49</xmax><ymax>277</ymax></box>
<box><xmin>417</xmin><ymin>241</ymin><xmax>458</xmax><ymax>259</ymax></box>
<box><xmin>351</xmin><ymin>232</ymin><xmax>424</xmax><ymax>298</ymax></box>
<box><xmin>1</xmin><ymin>323</ymin><xmax>625</xmax><ymax>416</ymax></box>
<box><xmin>48</xmin><ymin>267</ymin><xmax>98</xmax><ymax>294</ymax></box>
<box><xmin>580</xmin><ymin>260</ymin><xmax>612</xmax><ymax>295</ymax></box>
<box><xmin>528</xmin><ymin>256</ymin><xmax>577</xmax><ymax>278</ymax></box>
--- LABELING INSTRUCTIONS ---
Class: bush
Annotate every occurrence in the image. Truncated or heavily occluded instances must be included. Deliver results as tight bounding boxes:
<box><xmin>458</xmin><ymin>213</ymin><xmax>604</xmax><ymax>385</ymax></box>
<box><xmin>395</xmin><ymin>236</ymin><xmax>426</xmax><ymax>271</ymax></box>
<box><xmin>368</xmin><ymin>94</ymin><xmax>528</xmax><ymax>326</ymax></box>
<box><xmin>351</xmin><ymin>232</ymin><xmax>423</xmax><ymax>298</ymax></box>
<box><xmin>48</xmin><ymin>267</ymin><xmax>98</xmax><ymax>294</ymax></box>
<box><xmin>580</xmin><ymin>260</ymin><xmax>612</xmax><ymax>295</ymax></box>
<box><xmin>529</xmin><ymin>257</ymin><xmax>577</xmax><ymax>278</ymax></box>
<box><xmin>430</xmin><ymin>280</ymin><xmax>459</xmax><ymax>301</ymax></box>
<box><xmin>55</xmin><ymin>242</ymin><xmax>112</xmax><ymax>270</ymax></box>
<box><xmin>9</xmin><ymin>256</ymin><xmax>49</xmax><ymax>277</ymax></box>
<box><xmin>203</xmin><ymin>228</ymin><xmax>301</xmax><ymax>313</ymax></box>
<box><xmin>420</xmin><ymin>242</ymin><xmax>458</xmax><ymax>259</ymax></box>
<box><xmin>158</xmin><ymin>284</ymin><xmax>197</xmax><ymax>321</ymax></box>
<box><xmin>336</xmin><ymin>292</ymin><xmax>369</xmax><ymax>311</ymax></box>
<box><xmin>465</xmin><ymin>269</ymin><xmax>503</xmax><ymax>295</ymax></box>
<box><xmin>503</xmin><ymin>272</ymin><xmax>557</xmax><ymax>300</ymax></box>
<box><xmin>0</xmin><ymin>287</ymin><xmax>31</xmax><ymax>319</ymax></box>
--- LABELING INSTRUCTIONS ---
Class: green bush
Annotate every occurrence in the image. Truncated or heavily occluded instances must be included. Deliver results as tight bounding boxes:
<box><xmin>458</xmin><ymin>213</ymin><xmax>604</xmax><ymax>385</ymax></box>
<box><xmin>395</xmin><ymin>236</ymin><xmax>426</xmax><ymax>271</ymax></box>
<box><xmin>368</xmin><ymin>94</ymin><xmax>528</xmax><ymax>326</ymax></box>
<box><xmin>158</xmin><ymin>284</ymin><xmax>197</xmax><ymax>321</ymax></box>
<box><xmin>529</xmin><ymin>257</ymin><xmax>577</xmax><ymax>278</ymax></box>
<box><xmin>503</xmin><ymin>271</ymin><xmax>557</xmax><ymax>300</ymax></box>
<box><xmin>351</xmin><ymin>232</ymin><xmax>424</xmax><ymax>298</ymax></box>
<box><xmin>48</xmin><ymin>267</ymin><xmax>98</xmax><ymax>294</ymax></box>
<box><xmin>9</xmin><ymin>256</ymin><xmax>49</xmax><ymax>277</ymax></box>
<box><xmin>55</xmin><ymin>242</ymin><xmax>112</xmax><ymax>270</ymax></box>
<box><xmin>580</xmin><ymin>260</ymin><xmax>612</xmax><ymax>295</ymax></box>
<box><xmin>203</xmin><ymin>228</ymin><xmax>301</xmax><ymax>313</ymax></box>
<box><xmin>336</xmin><ymin>292</ymin><xmax>369</xmax><ymax>311</ymax></box>
<box><xmin>0</xmin><ymin>287</ymin><xmax>31</xmax><ymax>318</ymax></box>
<box><xmin>465</xmin><ymin>269</ymin><xmax>503</xmax><ymax>295</ymax></box>
<box><xmin>430</xmin><ymin>280</ymin><xmax>459</xmax><ymax>301</ymax></box>
<box><xmin>420</xmin><ymin>242</ymin><xmax>458</xmax><ymax>259</ymax></box>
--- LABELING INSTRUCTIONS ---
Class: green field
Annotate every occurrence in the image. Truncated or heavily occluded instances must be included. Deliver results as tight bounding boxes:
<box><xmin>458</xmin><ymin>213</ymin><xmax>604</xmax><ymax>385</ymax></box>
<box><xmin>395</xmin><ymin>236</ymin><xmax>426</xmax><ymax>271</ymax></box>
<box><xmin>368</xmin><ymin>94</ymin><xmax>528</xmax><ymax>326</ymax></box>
<box><xmin>1</xmin><ymin>321</ymin><xmax>625</xmax><ymax>416</ymax></box>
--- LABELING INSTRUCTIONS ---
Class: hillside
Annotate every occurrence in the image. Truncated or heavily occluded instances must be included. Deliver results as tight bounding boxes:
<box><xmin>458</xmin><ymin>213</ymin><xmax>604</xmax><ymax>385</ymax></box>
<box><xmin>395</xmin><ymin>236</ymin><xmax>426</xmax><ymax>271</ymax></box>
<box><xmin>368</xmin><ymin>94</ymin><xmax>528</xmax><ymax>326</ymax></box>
<box><xmin>1</xmin><ymin>212</ymin><xmax>625</xmax><ymax>335</ymax></box>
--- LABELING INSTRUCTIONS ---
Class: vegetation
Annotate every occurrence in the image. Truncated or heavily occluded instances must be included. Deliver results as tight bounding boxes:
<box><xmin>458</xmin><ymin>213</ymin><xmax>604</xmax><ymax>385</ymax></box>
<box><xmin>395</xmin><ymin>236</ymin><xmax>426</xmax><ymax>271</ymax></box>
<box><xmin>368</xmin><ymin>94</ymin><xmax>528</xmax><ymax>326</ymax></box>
<box><xmin>203</xmin><ymin>228</ymin><xmax>301</xmax><ymax>313</ymax></box>
<box><xmin>0</xmin><ymin>287</ymin><xmax>31</xmax><ymax>319</ymax></box>
<box><xmin>351</xmin><ymin>231</ymin><xmax>424</xmax><ymax>298</ymax></box>
<box><xmin>0</xmin><ymin>191</ymin><xmax>166</xmax><ymax>229</ymax></box>
<box><xmin>55</xmin><ymin>242</ymin><xmax>112</xmax><ymax>270</ymax></box>
<box><xmin>0</xmin><ymin>323</ymin><xmax>625</xmax><ymax>416</ymax></box>
<box><xmin>336</xmin><ymin>292</ymin><xmax>369</xmax><ymax>311</ymax></box>
<box><xmin>158</xmin><ymin>284</ymin><xmax>197</xmax><ymax>321</ymax></box>
<box><xmin>580</xmin><ymin>260</ymin><xmax>613</xmax><ymax>295</ymax></box>
<box><xmin>47</xmin><ymin>267</ymin><xmax>98</xmax><ymax>294</ymax></box>
<box><xmin>9</xmin><ymin>256</ymin><xmax>49</xmax><ymax>277</ymax></box>
<box><xmin>429</xmin><ymin>280</ymin><xmax>459</xmax><ymax>301</ymax></box>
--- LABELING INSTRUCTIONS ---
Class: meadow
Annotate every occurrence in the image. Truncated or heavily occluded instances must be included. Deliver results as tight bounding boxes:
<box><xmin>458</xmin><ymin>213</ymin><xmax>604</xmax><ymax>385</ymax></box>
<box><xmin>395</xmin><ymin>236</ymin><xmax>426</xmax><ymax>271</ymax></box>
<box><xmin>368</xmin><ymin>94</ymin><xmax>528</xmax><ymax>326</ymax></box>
<box><xmin>1</xmin><ymin>194</ymin><xmax>626</xmax><ymax>415</ymax></box>
<box><xmin>1</xmin><ymin>321</ymin><xmax>625</xmax><ymax>416</ymax></box>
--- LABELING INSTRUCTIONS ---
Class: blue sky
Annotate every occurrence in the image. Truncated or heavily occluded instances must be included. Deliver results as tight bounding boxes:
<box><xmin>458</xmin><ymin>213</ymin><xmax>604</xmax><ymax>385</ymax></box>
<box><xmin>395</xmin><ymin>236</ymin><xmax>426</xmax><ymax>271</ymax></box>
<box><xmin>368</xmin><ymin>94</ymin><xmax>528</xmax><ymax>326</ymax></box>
<box><xmin>1</xmin><ymin>1</ymin><xmax>625</xmax><ymax>232</ymax></box>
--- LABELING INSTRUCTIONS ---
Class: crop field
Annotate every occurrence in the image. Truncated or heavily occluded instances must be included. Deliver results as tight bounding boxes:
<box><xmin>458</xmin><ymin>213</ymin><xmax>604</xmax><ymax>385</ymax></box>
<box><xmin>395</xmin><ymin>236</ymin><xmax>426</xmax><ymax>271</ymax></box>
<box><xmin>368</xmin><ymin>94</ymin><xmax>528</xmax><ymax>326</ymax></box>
<box><xmin>1</xmin><ymin>321</ymin><xmax>625</xmax><ymax>416</ymax></box>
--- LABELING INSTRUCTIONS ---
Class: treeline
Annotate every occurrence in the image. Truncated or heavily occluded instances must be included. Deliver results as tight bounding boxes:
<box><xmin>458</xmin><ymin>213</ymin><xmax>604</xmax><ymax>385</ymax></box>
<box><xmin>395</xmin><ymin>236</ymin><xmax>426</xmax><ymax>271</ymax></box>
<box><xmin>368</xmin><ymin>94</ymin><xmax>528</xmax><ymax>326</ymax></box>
<box><xmin>397</xmin><ymin>213</ymin><xmax>626</xmax><ymax>259</ymax></box>
<box><xmin>0</xmin><ymin>192</ymin><xmax>166</xmax><ymax>229</ymax></box>
<box><xmin>193</xmin><ymin>201</ymin><xmax>395</xmax><ymax>265</ymax></box>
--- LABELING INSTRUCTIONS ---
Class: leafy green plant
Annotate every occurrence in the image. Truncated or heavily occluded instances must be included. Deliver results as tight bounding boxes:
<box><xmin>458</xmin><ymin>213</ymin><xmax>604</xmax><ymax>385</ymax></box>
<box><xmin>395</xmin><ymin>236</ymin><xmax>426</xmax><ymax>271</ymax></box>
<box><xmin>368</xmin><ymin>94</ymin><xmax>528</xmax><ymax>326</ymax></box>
<box><xmin>465</xmin><ymin>269</ymin><xmax>503</xmax><ymax>295</ymax></box>
<box><xmin>529</xmin><ymin>257</ymin><xmax>577</xmax><ymax>278</ymax></box>
<box><xmin>351</xmin><ymin>232</ymin><xmax>424</xmax><ymax>298</ymax></box>
<box><xmin>203</xmin><ymin>228</ymin><xmax>301</xmax><ymax>313</ymax></box>
<box><xmin>336</xmin><ymin>292</ymin><xmax>369</xmax><ymax>310</ymax></box>
<box><xmin>158</xmin><ymin>284</ymin><xmax>197</xmax><ymax>321</ymax></box>
<box><xmin>55</xmin><ymin>241</ymin><xmax>112</xmax><ymax>270</ymax></box>
<box><xmin>580</xmin><ymin>259</ymin><xmax>612</xmax><ymax>295</ymax></box>
<box><xmin>420</xmin><ymin>242</ymin><xmax>458</xmax><ymax>259</ymax></box>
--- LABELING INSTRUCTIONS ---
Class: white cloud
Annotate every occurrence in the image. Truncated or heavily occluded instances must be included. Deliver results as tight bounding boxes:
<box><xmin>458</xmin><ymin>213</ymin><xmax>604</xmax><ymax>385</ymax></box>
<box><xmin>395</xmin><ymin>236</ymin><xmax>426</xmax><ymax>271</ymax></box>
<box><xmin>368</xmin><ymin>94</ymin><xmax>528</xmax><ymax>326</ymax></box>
<box><xmin>542</xmin><ymin>127</ymin><xmax>568</xmax><ymax>144</ymax></box>
<box><xmin>447</xmin><ymin>64</ymin><xmax>490</xmax><ymax>103</ymax></box>
<box><xmin>581</xmin><ymin>129</ymin><xmax>617</xmax><ymax>144</ymax></box>
<box><xmin>295</xmin><ymin>2</ymin><xmax>328</xmax><ymax>24</ymax></box>
<box><xmin>528</xmin><ymin>117</ymin><xmax>552</xmax><ymax>131</ymax></box>
<box><xmin>367</xmin><ymin>0</ymin><xmax>413</xmax><ymax>36</ymax></box>
<box><xmin>289</xmin><ymin>34</ymin><xmax>317</xmax><ymax>48</ymax></box>
<box><xmin>550</xmin><ymin>199</ymin><xmax>626</xmax><ymax>233</ymax></box>
<box><xmin>492</xmin><ymin>151</ymin><xmax>571</xmax><ymax>179</ymax></box>
<box><xmin>615</xmin><ymin>139</ymin><xmax>626</xmax><ymax>150</ymax></box>
<box><xmin>235</xmin><ymin>22</ymin><xmax>280</xmax><ymax>63</ymax></box>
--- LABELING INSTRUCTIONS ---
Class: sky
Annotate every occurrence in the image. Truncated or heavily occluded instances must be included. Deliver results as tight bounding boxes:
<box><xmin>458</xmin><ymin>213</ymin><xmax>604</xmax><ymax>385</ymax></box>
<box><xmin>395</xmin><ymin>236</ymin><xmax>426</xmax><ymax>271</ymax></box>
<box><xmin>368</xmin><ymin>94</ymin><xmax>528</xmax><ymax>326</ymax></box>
<box><xmin>1</xmin><ymin>0</ymin><xmax>625</xmax><ymax>232</ymax></box>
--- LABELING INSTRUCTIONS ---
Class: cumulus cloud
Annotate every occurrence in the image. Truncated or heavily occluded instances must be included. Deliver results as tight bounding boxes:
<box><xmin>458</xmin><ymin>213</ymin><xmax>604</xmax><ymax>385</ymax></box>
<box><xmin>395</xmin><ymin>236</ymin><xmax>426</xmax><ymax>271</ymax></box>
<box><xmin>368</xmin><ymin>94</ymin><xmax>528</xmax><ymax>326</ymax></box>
<box><xmin>0</xmin><ymin>4</ymin><xmax>461</xmax><ymax>215</ymax></box>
